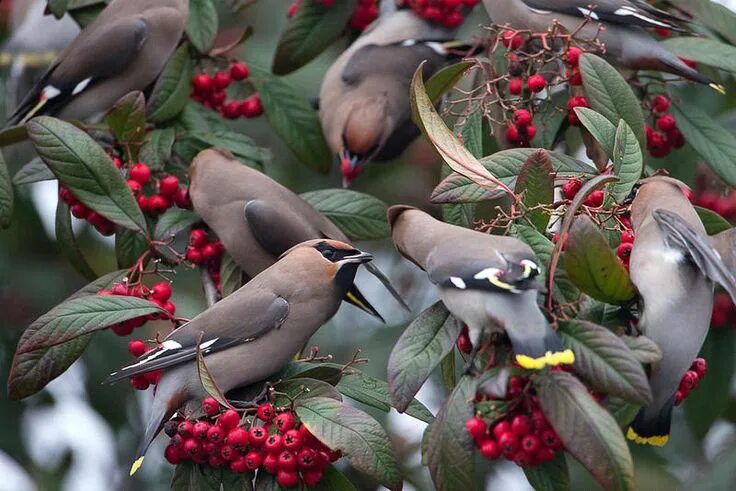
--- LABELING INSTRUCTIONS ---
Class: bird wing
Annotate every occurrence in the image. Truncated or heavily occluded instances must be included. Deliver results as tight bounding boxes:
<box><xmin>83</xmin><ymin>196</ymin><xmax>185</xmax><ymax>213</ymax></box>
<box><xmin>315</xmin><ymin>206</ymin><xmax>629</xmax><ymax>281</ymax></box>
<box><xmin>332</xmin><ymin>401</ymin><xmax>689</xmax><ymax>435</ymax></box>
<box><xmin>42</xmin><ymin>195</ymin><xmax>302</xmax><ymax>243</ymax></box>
<box><xmin>8</xmin><ymin>16</ymin><xmax>149</xmax><ymax>124</ymax></box>
<box><xmin>244</xmin><ymin>199</ymin><xmax>324</xmax><ymax>257</ymax></box>
<box><xmin>105</xmin><ymin>291</ymin><xmax>289</xmax><ymax>383</ymax></box>
<box><xmin>520</xmin><ymin>0</ymin><xmax>688</xmax><ymax>31</ymax></box>
<box><xmin>653</xmin><ymin>209</ymin><xmax>736</xmax><ymax>302</ymax></box>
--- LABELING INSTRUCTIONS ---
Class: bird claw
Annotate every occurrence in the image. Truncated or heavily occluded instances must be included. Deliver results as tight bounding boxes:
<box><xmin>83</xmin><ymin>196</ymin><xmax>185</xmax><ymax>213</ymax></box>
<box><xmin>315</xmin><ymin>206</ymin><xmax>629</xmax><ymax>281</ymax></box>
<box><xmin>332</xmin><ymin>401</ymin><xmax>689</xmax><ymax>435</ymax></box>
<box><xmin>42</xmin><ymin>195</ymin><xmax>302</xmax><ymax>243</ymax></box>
<box><xmin>229</xmin><ymin>381</ymin><xmax>276</xmax><ymax>408</ymax></box>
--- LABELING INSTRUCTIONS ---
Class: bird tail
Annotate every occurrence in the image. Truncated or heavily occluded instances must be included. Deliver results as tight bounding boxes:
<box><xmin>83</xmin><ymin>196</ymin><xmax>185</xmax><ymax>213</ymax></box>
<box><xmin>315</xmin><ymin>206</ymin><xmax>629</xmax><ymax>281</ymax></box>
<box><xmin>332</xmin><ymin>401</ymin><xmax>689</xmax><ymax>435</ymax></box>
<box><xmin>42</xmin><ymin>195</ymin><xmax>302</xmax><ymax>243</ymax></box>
<box><xmin>130</xmin><ymin>383</ymin><xmax>181</xmax><ymax>476</ymax></box>
<box><xmin>658</xmin><ymin>55</ymin><xmax>725</xmax><ymax>93</ymax></box>
<box><xmin>627</xmin><ymin>399</ymin><xmax>673</xmax><ymax>447</ymax></box>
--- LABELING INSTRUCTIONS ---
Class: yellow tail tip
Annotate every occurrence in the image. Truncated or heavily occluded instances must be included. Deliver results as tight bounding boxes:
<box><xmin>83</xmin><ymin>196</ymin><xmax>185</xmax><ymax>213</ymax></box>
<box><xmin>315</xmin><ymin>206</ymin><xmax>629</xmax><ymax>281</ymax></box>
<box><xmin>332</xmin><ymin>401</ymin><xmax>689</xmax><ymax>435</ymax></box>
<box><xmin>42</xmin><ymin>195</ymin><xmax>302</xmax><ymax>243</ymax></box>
<box><xmin>710</xmin><ymin>83</ymin><xmax>727</xmax><ymax>95</ymax></box>
<box><xmin>130</xmin><ymin>456</ymin><xmax>145</xmax><ymax>476</ymax></box>
<box><xmin>515</xmin><ymin>349</ymin><xmax>575</xmax><ymax>370</ymax></box>
<box><xmin>626</xmin><ymin>426</ymin><xmax>668</xmax><ymax>446</ymax></box>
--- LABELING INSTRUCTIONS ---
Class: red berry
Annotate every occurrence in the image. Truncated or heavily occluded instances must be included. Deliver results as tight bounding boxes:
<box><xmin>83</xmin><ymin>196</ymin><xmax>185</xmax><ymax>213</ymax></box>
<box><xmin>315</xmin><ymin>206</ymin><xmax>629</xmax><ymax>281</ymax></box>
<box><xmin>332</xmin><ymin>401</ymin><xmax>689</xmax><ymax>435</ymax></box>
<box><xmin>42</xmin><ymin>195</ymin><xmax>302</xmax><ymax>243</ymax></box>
<box><xmin>227</xmin><ymin>427</ymin><xmax>250</xmax><ymax>448</ymax></box>
<box><xmin>506</xmin><ymin>125</ymin><xmax>521</xmax><ymax>145</ymax></box>
<box><xmin>562</xmin><ymin>179</ymin><xmax>582</xmax><ymax>200</ymax></box>
<box><xmin>652</xmin><ymin>95</ymin><xmax>670</xmax><ymax>113</ymax></box>
<box><xmin>302</xmin><ymin>470</ymin><xmax>324</xmax><ymax>486</ymax></box>
<box><xmin>249</xmin><ymin>426</ymin><xmax>268</xmax><ymax>447</ymax></box>
<box><xmin>240</xmin><ymin>95</ymin><xmax>264</xmax><ymax>118</ymax></box>
<box><xmin>527</xmin><ymin>74</ymin><xmax>546</xmax><ymax>93</ymax></box>
<box><xmin>189</xmin><ymin>229</ymin><xmax>208</xmax><ymax>248</ymax></box>
<box><xmin>512</xmin><ymin>449</ymin><xmax>534</xmax><ymax>467</ymax></box>
<box><xmin>182</xmin><ymin>438</ymin><xmax>201</xmax><ymax>457</ymax></box>
<box><xmin>657</xmin><ymin>114</ymin><xmax>677</xmax><ymax>132</ymax></box>
<box><xmin>297</xmin><ymin>448</ymin><xmax>317</xmax><ymax>470</ymax></box>
<box><xmin>276</xmin><ymin>470</ymin><xmax>299</xmax><ymax>488</ymax></box>
<box><xmin>456</xmin><ymin>327</ymin><xmax>473</xmax><ymax>354</ymax></box>
<box><xmin>265</xmin><ymin>433</ymin><xmax>284</xmax><ymax>455</ymax></box>
<box><xmin>257</xmin><ymin>403</ymin><xmax>275</xmax><ymax>422</ymax></box>
<box><xmin>130</xmin><ymin>374</ymin><xmax>149</xmax><ymax>390</ymax></box>
<box><xmin>230</xmin><ymin>62</ymin><xmax>250</xmax><ymax>81</ymax></box>
<box><xmin>479</xmin><ymin>439</ymin><xmax>502</xmax><ymax>459</ymax></box>
<box><xmin>202</xmin><ymin>242</ymin><xmax>219</xmax><ymax>261</ymax></box>
<box><xmin>569</xmin><ymin>69</ymin><xmax>583</xmax><ymax>85</ymax></box>
<box><xmin>150</xmin><ymin>282</ymin><xmax>172</xmax><ymax>302</ymax></box>
<box><xmin>193</xmin><ymin>421</ymin><xmax>210</xmax><ymax>440</ymax></box>
<box><xmin>620</xmin><ymin>231</ymin><xmax>635</xmax><ymax>244</ymax></box>
<box><xmin>691</xmin><ymin>358</ymin><xmax>707</xmax><ymax>379</ymax></box>
<box><xmin>209</xmin><ymin>90</ymin><xmax>226</xmax><ymax>108</ymax></box>
<box><xmin>186</xmin><ymin>246</ymin><xmax>204</xmax><ymax>265</ymax></box>
<box><xmin>508</xmin><ymin>77</ymin><xmax>523</xmax><ymax>95</ymax></box>
<box><xmin>520</xmin><ymin>434</ymin><xmax>540</xmax><ymax>453</ymax></box>
<box><xmin>149</xmin><ymin>194</ymin><xmax>171</xmax><ymax>215</ymax></box>
<box><xmin>521</xmin><ymin>123</ymin><xmax>537</xmax><ymax>142</ymax></box>
<box><xmin>230</xmin><ymin>456</ymin><xmax>249</xmax><ymax>473</ymax></box>
<box><xmin>283</xmin><ymin>429</ymin><xmax>303</xmax><ymax>451</ymax></box>
<box><xmin>129</xmin><ymin>163</ymin><xmax>151</xmax><ymax>185</ymax></box>
<box><xmin>492</xmin><ymin>421</ymin><xmax>511</xmax><ymax>440</ymax></box>
<box><xmin>173</xmin><ymin>187</ymin><xmax>192</xmax><ymax>208</ymax></box>
<box><xmin>263</xmin><ymin>453</ymin><xmax>279</xmax><ymax>474</ymax></box>
<box><xmin>177</xmin><ymin>420</ymin><xmax>194</xmax><ymax>438</ymax></box>
<box><xmin>159</xmin><ymin>175</ymin><xmax>180</xmax><ymax>197</ymax></box>
<box><xmin>584</xmin><ymin>189</ymin><xmax>604</xmax><ymax>208</ymax></box>
<box><xmin>222</xmin><ymin>101</ymin><xmax>242</xmax><ymax>119</ymax></box>
<box><xmin>207</xmin><ymin>425</ymin><xmax>224</xmax><ymax>443</ymax></box>
<box><xmin>511</xmin><ymin>415</ymin><xmax>531</xmax><ymax>437</ymax></box>
<box><xmin>112</xmin><ymin>157</ymin><xmax>124</xmax><ymax>169</ymax></box>
<box><xmin>674</xmin><ymin>390</ymin><xmax>685</xmax><ymax>406</ymax></box>
<box><xmin>535</xmin><ymin>446</ymin><xmax>556</xmax><ymax>463</ymax></box>
<box><xmin>217</xmin><ymin>409</ymin><xmax>240</xmax><ymax>430</ymax></box>
<box><xmin>278</xmin><ymin>450</ymin><xmax>298</xmax><ymax>471</ymax></box>
<box><xmin>502</xmin><ymin>30</ymin><xmax>523</xmax><ymax>50</ymax></box>
<box><xmin>128</xmin><ymin>339</ymin><xmax>147</xmax><ymax>357</ymax></box>
<box><xmin>164</xmin><ymin>444</ymin><xmax>182</xmax><ymax>464</ymax></box>
<box><xmin>541</xmin><ymin>429</ymin><xmax>561</xmax><ymax>449</ymax></box>
<box><xmin>498</xmin><ymin>431</ymin><xmax>518</xmax><ymax>454</ymax></box>
<box><xmin>274</xmin><ymin>412</ymin><xmax>296</xmax><ymax>432</ymax></box>
<box><xmin>192</xmin><ymin>74</ymin><xmax>213</xmax><ymax>95</ymax></box>
<box><xmin>220</xmin><ymin>445</ymin><xmax>235</xmax><ymax>461</ymax></box>
<box><xmin>201</xmin><ymin>397</ymin><xmax>220</xmax><ymax>416</ymax></box>
<box><xmin>466</xmin><ymin>417</ymin><xmax>487</xmax><ymax>440</ymax></box>
<box><xmin>442</xmin><ymin>10</ymin><xmax>463</xmax><ymax>28</ymax></box>
<box><xmin>126</xmin><ymin>179</ymin><xmax>142</xmax><ymax>196</ymax></box>
<box><xmin>617</xmin><ymin>242</ymin><xmax>633</xmax><ymax>262</ymax></box>
<box><xmin>213</xmin><ymin>71</ymin><xmax>232</xmax><ymax>90</ymax></box>
<box><xmin>566</xmin><ymin>47</ymin><xmax>583</xmax><ymax>67</ymax></box>
<box><xmin>512</xmin><ymin>109</ymin><xmax>533</xmax><ymax>127</ymax></box>
<box><xmin>137</xmin><ymin>195</ymin><xmax>152</xmax><ymax>213</ymax></box>
<box><xmin>244</xmin><ymin>450</ymin><xmax>262</xmax><ymax>470</ymax></box>
<box><xmin>679</xmin><ymin>370</ymin><xmax>699</xmax><ymax>392</ymax></box>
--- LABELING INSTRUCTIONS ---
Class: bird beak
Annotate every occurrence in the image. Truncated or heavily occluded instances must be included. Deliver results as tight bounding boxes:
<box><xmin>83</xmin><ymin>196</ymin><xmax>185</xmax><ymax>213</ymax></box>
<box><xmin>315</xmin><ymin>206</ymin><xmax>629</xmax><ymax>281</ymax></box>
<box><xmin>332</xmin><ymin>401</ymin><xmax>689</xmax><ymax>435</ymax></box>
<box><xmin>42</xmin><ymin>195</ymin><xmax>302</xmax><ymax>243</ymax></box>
<box><xmin>340</xmin><ymin>150</ymin><xmax>363</xmax><ymax>188</ymax></box>
<box><xmin>340</xmin><ymin>250</ymin><xmax>374</xmax><ymax>264</ymax></box>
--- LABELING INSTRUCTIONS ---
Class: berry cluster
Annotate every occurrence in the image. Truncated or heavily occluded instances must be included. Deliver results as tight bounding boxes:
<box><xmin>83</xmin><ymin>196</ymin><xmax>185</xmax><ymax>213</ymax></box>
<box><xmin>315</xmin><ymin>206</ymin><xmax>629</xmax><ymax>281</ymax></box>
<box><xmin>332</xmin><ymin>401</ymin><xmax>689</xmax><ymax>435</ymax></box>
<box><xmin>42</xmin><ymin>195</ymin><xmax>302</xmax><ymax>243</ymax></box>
<box><xmin>561</xmin><ymin>178</ymin><xmax>604</xmax><ymax>208</ymax></box>
<box><xmin>127</xmin><ymin>339</ymin><xmax>161</xmax><ymax>390</ymax></box>
<box><xmin>404</xmin><ymin>0</ymin><xmax>480</xmax><ymax>28</ymax></box>
<box><xmin>186</xmin><ymin>229</ymin><xmax>225</xmax><ymax>289</ymax></box>
<box><xmin>711</xmin><ymin>292</ymin><xmax>736</xmax><ymax>329</ymax></box>
<box><xmin>644</xmin><ymin>95</ymin><xmax>685</xmax><ymax>158</ymax></box>
<box><xmin>349</xmin><ymin>0</ymin><xmax>379</xmax><ymax>31</ymax></box>
<box><xmin>164</xmin><ymin>401</ymin><xmax>340</xmax><ymax>488</ymax></box>
<box><xmin>616</xmin><ymin>228</ymin><xmax>635</xmax><ymax>271</ymax></box>
<box><xmin>466</xmin><ymin>376</ymin><xmax>564</xmax><ymax>467</ymax></box>
<box><xmin>125</xmin><ymin>161</ymin><xmax>192</xmax><ymax>215</ymax></box>
<box><xmin>505</xmin><ymin>109</ymin><xmax>537</xmax><ymax>147</ymax></box>
<box><xmin>690</xmin><ymin>189</ymin><xmax>736</xmax><ymax>220</ymax></box>
<box><xmin>97</xmin><ymin>281</ymin><xmax>176</xmax><ymax>336</ymax></box>
<box><xmin>59</xmin><ymin>187</ymin><xmax>116</xmax><ymax>236</ymax></box>
<box><xmin>191</xmin><ymin>62</ymin><xmax>264</xmax><ymax>120</ymax></box>
<box><xmin>674</xmin><ymin>358</ymin><xmax>707</xmax><ymax>406</ymax></box>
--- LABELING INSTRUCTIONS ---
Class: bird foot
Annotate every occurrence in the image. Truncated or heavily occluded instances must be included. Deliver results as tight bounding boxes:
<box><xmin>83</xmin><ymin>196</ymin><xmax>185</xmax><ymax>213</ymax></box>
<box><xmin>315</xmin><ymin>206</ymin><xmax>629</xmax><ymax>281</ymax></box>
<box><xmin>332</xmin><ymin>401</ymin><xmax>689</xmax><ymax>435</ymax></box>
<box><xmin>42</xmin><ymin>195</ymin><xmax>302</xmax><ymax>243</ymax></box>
<box><xmin>229</xmin><ymin>382</ymin><xmax>276</xmax><ymax>408</ymax></box>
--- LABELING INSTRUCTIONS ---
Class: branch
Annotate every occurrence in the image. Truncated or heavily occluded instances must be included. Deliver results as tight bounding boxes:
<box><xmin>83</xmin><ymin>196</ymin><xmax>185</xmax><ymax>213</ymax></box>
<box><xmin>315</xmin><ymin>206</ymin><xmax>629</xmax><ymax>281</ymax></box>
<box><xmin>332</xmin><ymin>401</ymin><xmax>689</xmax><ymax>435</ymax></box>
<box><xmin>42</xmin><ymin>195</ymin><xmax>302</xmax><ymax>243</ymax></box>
<box><xmin>200</xmin><ymin>266</ymin><xmax>220</xmax><ymax>307</ymax></box>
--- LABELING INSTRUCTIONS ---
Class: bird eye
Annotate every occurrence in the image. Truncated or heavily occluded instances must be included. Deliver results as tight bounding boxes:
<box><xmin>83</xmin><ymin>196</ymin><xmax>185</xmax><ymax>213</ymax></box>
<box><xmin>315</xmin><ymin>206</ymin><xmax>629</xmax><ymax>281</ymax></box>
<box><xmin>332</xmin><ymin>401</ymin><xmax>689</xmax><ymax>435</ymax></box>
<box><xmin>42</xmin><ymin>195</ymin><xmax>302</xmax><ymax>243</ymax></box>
<box><xmin>322</xmin><ymin>249</ymin><xmax>335</xmax><ymax>260</ymax></box>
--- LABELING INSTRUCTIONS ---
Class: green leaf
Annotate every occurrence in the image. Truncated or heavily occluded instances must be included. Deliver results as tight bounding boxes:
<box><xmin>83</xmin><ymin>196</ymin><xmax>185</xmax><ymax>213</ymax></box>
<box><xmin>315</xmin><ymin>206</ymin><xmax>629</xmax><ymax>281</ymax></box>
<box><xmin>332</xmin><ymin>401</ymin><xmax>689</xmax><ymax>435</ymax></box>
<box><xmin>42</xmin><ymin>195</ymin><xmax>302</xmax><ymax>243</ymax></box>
<box><xmin>432</xmin><ymin>149</ymin><xmax>595</xmax><ymax>204</ymax></box>
<box><xmin>249</xmin><ymin>67</ymin><xmax>331</xmax><ymax>173</ymax></box>
<box><xmin>196</xmin><ymin>334</ymin><xmax>236</xmax><ymax>411</ymax></box>
<box><xmin>171</xmin><ymin>462</ymin><xmax>252</xmax><ymax>491</ymax></box>
<box><xmin>253</xmin><ymin>472</ymin><xmax>279</xmax><ymax>491</ymax></box>
<box><xmin>536</xmin><ymin>370</ymin><xmax>635</xmax><ymax>491</ymax></box>
<box><xmin>26</xmin><ymin>117</ymin><xmax>147</xmax><ymax>233</ymax></box>
<box><xmin>661</xmin><ymin>37</ymin><xmax>736</xmax><ymax>73</ymax></box>
<box><xmin>138</xmin><ymin>128</ymin><xmax>176</xmax><ymax>172</ymax></box>
<box><xmin>7</xmin><ymin>270</ymin><xmax>126</xmax><ymax>400</ymax></box>
<box><xmin>606</xmin><ymin>120</ymin><xmax>643</xmax><ymax>206</ymax></box>
<box><xmin>515</xmin><ymin>149</ymin><xmax>554</xmax><ymax>232</ymax></box>
<box><xmin>439</xmin><ymin>351</ymin><xmax>456</xmax><ymax>390</ymax></box>
<box><xmin>274</xmin><ymin>377</ymin><xmax>342</xmax><ymax>406</ymax></box>
<box><xmin>300</xmin><ymin>189</ymin><xmax>389</xmax><ymax>240</ymax></box>
<box><xmin>309</xmin><ymin>466</ymin><xmax>358</xmax><ymax>491</ymax></box>
<box><xmin>180</xmin><ymin>130</ymin><xmax>271</xmax><ymax>170</ymax></box>
<box><xmin>105</xmin><ymin>91</ymin><xmax>146</xmax><ymax>151</ymax></box>
<box><xmin>575</xmin><ymin>107</ymin><xmax>616</xmax><ymax>155</ymax></box>
<box><xmin>0</xmin><ymin>124</ymin><xmax>29</xmax><ymax>147</ymax></box>
<box><xmin>564</xmin><ymin>215</ymin><xmax>635</xmax><ymax>304</ymax></box>
<box><xmin>685</xmin><ymin>329</ymin><xmax>735</xmax><ymax>439</ymax></box>
<box><xmin>154</xmin><ymin>208</ymin><xmax>200</xmax><ymax>241</ymax></box>
<box><xmin>669</xmin><ymin>0</ymin><xmax>736</xmax><ymax>45</ymax></box>
<box><xmin>672</xmin><ymin>101</ymin><xmax>736</xmax><ymax>187</ymax></box>
<box><xmin>186</xmin><ymin>0</ymin><xmax>219</xmax><ymax>53</ymax></box>
<box><xmin>55</xmin><ymin>200</ymin><xmax>97</xmax><ymax>280</ymax></box>
<box><xmin>620</xmin><ymin>335</ymin><xmax>662</xmax><ymax>364</ymax></box>
<box><xmin>296</xmin><ymin>397</ymin><xmax>402</xmax><ymax>490</ymax></box>
<box><xmin>425</xmin><ymin>375</ymin><xmax>476</xmax><ymax>491</ymax></box>
<box><xmin>148</xmin><ymin>44</ymin><xmax>194</xmax><ymax>123</ymax></box>
<box><xmin>459</xmin><ymin>110</ymin><xmax>484</xmax><ymax>158</ymax></box>
<box><xmin>278</xmin><ymin>361</ymin><xmax>344</xmax><ymax>384</ymax></box>
<box><xmin>115</xmin><ymin>228</ymin><xmax>149</xmax><ymax>269</ymax></box>
<box><xmin>272</xmin><ymin>0</ymin><xmax>356</xmax><ymax>75</ymax></box>
<box><xmin>387</xmin><ymin>302</ymin><xmax>460</xmax><ymax>412</ymax></box>
<box><xmin>579</xmin><ymin>54</ymin><xmax>645</xmax><ymax>145</ymax></box>
<box><xmin>13</xmin><ymin>157</ymin><xmax>55</xmax><ymax>185</ymax></box>
<box><xmin>532</xmin><ymin>92</ymin><xmax>568</xmax><ymax>150</ymax></box>
<box><xmin>220</xmin><ymin>253</ymin><xmax>244</xmax><ymax>298</ymax></box>
<box><xmin>15</xmin><ymin>296</ymin><xmax>164</xmax><ymax>353</ymax></box>
<box><xmin>559</xmin><ymin>320</ymin><xmax>652</xmax><ymax>405</ymax></box>
<box><xmin>696</xmin><ymin>206</ymin><xmax>732</xmax><ymax>234</ymax></box>
<box><xmin>337</xmin><ymin>368</ymin><xmax>434</xmax><ymax>423</ymax></box>
<box><xmin>605</xmin><ymin>396</ymin><xmax>641</xmax><ymax>428</ymax></box>
<box><xmin>47</xmin><ymin>0</ymin><xmax>71</xmax><ymax>18</ymax></box>
<box><xmin>523</xmin><ymin>453</ymin><xmax>571</xmax><ymax>491</ymax></box>
<box><xmin>411</xmin><ymin>63</ymin><xmax>512</xmax><ymax>197</ymax></box>
<box><xmin>426</xmin><ymin>61</ymin><xmax>473</xmax><ymax>103</ymax></box>
<box><xmin>0</xmin><ymin>150</ymin><xmax>14</xmax><ymax>228</ymax></box>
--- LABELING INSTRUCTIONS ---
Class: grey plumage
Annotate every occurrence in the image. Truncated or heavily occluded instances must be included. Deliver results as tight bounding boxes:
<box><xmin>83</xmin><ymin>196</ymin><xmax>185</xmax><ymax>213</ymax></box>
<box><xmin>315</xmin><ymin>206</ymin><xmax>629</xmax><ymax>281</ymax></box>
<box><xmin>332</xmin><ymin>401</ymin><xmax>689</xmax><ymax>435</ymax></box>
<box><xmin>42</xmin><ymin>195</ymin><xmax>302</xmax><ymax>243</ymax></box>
<box><xmin>109</xmin><ymin>239</ymin><xmax>374</xmax><ymax>474</ymax></box>
<box><xmin>627</xmin><ymin>177</ymin><xmax>736</xmax><ymax>446</ymax></box>
<box><xmin>388</xmin><ymin>205</ymin><xmax>574</xmax><ymax>370</ymax></box>
<box><xmin>6</xmin><ymin>0</ymin><xmax>188</xmax><ymax>126</ymax></box>
<box><xmin>482</xmin><ymin>0</ymin><xmax>723</xmax><ymax>90</ymax></box>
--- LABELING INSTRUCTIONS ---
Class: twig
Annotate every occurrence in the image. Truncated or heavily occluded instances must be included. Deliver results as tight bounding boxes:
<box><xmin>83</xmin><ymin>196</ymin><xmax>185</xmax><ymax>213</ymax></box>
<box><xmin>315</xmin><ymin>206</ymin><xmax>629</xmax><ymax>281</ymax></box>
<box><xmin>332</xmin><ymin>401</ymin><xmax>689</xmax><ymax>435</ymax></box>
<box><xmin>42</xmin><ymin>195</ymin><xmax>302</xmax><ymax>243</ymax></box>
<box><xmin>200</xmin><ymin>265</ymin><xmax>220</xmax><ymax>307</ymax></box>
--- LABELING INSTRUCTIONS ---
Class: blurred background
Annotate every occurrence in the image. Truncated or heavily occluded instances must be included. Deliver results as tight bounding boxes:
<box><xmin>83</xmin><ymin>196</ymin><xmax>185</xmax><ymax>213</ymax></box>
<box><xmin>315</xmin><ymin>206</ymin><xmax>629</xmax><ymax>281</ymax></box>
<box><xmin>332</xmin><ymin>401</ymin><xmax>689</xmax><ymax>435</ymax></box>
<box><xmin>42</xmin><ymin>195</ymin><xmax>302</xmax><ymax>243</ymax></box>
<box><xmin>1</xmin><ymin>1</ymin><xmax>736</xmax><ymax>490</ymax></box>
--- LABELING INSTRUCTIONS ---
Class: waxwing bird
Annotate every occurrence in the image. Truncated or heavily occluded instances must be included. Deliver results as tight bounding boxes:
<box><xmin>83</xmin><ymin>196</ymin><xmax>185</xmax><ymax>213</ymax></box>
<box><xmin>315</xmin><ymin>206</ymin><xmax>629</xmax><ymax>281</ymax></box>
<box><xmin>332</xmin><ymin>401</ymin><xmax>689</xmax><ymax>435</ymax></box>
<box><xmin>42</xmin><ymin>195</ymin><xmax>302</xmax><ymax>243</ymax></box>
<box><xmin>481</xmin><ymin>0</ymin><xmax>724</xmax><ymax>91</ymax></box>
<box><xmin>710</xmin><ymin>227</ymin><xmax>736</xmax><ymax>273</ymax></box>
<box><xmin>189</xmin><ymin>148</ymin><xmax>409</xmax><ymax>321</ymax></box>
<box><xmin>319</xmin><ymin>9</ymin><xmax>468</xmax><ymax>186</ymax></box>
<box><xmin>626</xmin><ymin>176</ymin><xmax>736</xmax><ymax>446</ymax></box>
<box><xmin>388</xmin><ymin>205</ymin><xmax>574</xmax><ymax>370</ymax></box>
<box><xmin>5</xmin><ymin>0</ymin><xmax>189</xmax><ymax>126</ymax></box>
<box><xmin>106</xmin><ymin>239</ymin><xmax>375</xmax><ymax>474</ymax></box>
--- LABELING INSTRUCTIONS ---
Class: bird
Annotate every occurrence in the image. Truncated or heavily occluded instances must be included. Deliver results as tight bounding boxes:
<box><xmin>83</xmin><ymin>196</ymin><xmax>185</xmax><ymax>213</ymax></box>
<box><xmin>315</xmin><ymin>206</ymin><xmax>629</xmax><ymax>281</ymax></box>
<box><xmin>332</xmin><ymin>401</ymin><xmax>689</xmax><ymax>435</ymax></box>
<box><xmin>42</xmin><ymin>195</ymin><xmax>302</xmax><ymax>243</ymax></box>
<box><xmin>388</xmin><ymin>205</ymin><xmax>574</xmax><ymax>370</ymax></box>
<box><xmin>5</xmin><ymin>0</ymin><xmax>189</xmax><ymax>126</ymax></box>
<box><xmin>626</xmin><ymin>176</ymin><xmax>736</xmax><ymax>446</ymax></box>
<box><xmin>188</xmin><ymin>148</ymin><xmax>409</xmax><ymax>321</ymax></box>
<box><xmin>106</xmin><ymin>239</ymin><xmax>375</xmax><ymax>475</ymax></box>
<box><xmin>318</xmin><ymin>8</ymin><xmax>469</xmax><ymax>187</ymax></box>
<box><xmin>481</xmin><ymin>0</ymin><xmax>724</xmax><ymax>92</ymax></box>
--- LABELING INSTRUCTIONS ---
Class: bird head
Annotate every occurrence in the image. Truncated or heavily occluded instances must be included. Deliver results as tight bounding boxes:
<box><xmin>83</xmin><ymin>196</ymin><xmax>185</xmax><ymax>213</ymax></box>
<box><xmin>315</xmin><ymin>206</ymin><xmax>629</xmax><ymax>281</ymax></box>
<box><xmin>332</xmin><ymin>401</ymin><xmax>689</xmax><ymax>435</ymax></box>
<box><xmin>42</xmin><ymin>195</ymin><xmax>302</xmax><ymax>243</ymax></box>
<box><xmin>339</xmin><ymin>98</ymin><xmax>390</xmax><ymax>187</ymax></box>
